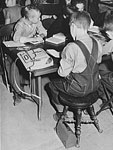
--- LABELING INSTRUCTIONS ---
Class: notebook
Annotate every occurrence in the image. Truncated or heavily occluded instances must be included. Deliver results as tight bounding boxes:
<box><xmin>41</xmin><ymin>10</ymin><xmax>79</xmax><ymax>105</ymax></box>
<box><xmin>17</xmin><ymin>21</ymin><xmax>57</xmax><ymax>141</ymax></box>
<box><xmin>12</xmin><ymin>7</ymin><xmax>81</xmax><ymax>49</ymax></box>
<box><xmin>17</xmin><ymin>48</ymin><xmax>53</xmax><ymax>71</ymax></box>
<box><xmin>53</xmin><ymin>33</ymin><xmax>66</xmax><ymax>40</ymax></box>
<box><xmin>45</xmin><ymin>33</ymin><xmax>66</xmax><ymax>45</ymax></box>
<box><xmin>46</xmin><ymin>49</ymin><xmax>60</xmax><ymax>58</ymax></box>
<box><xmin>3</xmin><ymin>41</ymin><xmax>25</xmax><ymax>47</ymax></box>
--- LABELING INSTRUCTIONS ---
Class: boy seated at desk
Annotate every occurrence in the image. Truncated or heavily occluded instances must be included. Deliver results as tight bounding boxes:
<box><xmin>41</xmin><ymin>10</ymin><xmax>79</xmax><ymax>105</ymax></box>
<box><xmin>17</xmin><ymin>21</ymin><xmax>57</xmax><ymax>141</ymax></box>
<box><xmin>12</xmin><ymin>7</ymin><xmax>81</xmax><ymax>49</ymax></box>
<box><xmin>98</xmin><ymin>14</ymin><xmax>113</xmax><ymax>108</ymax></box>
<box><xmin>10</xmin><ymin>4</ymin><xmax>47</xmax><ymax>104</ymax></box>
<box><xmin>13</xmin><ymin>4</ymin><xmax>47</xmax><ymax>43</ymax></box>
<box><xmin>48</xmin><ymin>11</ymin><xmax>102</xmax><ymax>118</ymax></box>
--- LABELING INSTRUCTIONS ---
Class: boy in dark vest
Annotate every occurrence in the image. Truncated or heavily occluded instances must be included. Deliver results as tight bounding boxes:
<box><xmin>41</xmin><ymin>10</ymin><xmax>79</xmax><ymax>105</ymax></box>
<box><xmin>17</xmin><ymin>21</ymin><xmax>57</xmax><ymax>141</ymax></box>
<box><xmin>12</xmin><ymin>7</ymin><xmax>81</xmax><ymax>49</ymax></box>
<box><xmin>98</xmin><ymin>14</ymin><xmax>113</xmax><ymax>107</ymax></box>
<box><xmin>49</xmin><ymin>11</ymin><xmax>102</xmax><ymax>116</ymax></box>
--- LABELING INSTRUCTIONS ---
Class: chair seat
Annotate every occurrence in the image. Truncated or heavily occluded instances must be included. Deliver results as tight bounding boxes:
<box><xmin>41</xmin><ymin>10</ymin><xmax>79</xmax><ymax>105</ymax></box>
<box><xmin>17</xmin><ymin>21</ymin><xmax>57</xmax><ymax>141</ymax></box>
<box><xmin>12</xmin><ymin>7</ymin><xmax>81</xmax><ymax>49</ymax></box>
<box><xmin>59</xmin><ymin>91</ymin><xmax>98</xmax><ymax>109</ymax></box>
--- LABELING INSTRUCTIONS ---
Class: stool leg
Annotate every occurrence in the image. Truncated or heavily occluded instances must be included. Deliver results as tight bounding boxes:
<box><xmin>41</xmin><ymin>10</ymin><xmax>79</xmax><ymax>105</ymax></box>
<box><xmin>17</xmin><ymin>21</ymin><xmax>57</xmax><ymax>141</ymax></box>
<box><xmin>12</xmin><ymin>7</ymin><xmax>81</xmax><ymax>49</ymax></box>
<box><xmin>87</xmin><ymin>105</ymin><xmax>103</xmax><ymax>133</ymax></box>
<box><xmin>55</xmin><ymin>106</ymin><xmax>69</xmax><ymax>130</ymax></box>
<box><xmin>74</xmin><ymin>109</ymin><xmax>82</xmax><ymax>148</ymax></box>
<box><xmin>60</xmin><ymin>106</ymin><xmax>69</xmax><ymax>120</ymax></box>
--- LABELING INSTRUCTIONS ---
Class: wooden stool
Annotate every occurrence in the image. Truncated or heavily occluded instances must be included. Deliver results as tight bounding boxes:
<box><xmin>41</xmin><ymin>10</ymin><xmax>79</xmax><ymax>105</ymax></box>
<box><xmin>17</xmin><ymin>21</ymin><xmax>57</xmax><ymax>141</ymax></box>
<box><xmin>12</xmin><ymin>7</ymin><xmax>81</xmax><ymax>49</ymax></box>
<box><xmin>57</xmin><ymin>91</ymin><xmax>103</xmax><ymax>148</ymax></box>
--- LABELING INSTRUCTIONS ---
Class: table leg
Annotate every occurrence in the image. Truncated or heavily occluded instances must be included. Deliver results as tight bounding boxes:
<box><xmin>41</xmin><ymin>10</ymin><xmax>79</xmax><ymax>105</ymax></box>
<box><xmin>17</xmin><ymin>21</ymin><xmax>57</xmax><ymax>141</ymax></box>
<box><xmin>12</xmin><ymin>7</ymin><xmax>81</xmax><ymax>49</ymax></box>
<box><xmin>31</xmin><ymin>77</ymin><xmax>35</xmax><ymax>94</ymax></box>
<box><xmin>31</xmin><ymin>76</ymin><xmax>42</xmax><ymax>120</ymax></box>
<box><xmin>36</xmin><ymin>76</ymin><xmax>42</xmax><ymax>120</ymax></box>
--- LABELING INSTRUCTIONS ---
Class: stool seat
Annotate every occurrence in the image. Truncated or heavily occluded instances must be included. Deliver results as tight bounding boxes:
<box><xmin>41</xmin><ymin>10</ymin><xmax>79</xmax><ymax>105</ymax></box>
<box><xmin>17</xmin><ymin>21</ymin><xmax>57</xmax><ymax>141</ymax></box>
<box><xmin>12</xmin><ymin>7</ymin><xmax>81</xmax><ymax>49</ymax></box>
<box><xmin>59</xmin><ymin>91</ymin><xmax>98</xmax><ymax>109</ymax></box>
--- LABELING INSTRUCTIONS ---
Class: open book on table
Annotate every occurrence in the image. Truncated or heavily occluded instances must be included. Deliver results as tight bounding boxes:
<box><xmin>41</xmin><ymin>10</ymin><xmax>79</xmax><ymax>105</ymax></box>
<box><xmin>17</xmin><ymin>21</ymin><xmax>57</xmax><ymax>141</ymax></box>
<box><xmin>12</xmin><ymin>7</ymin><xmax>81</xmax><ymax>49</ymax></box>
<box><xmin>17</xmin><ymin>48</ymin><xmax>53</xmax><ymax>71</ymax></box>
<box><xmin>46</xmin><ymin>49</ymin><xmax>60</xmax><ymax>58</ymax></box>
<box><xmin>3</xmin><ymin>41</ymin><xmax>25</xmax><ymax>47</ymax></box>
<box><xmin>45</xmin><ymin>33</ymin><xmax>66</xmax><ymax>45</ymax></box>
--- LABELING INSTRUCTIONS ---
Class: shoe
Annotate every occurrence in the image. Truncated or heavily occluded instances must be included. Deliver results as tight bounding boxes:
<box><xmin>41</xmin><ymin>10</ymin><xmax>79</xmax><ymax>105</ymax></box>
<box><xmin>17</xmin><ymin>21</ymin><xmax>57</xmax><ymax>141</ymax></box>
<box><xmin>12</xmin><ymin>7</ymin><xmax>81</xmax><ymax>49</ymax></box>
<box><xmin>53</xmin><ymin>112</ymin><xmax>62</xmax><ymax>121</ymax></box>
<box><xmin>53</xmin><ymin>112</ymin><xmax>68</xmax><ymax>121</ymax></box>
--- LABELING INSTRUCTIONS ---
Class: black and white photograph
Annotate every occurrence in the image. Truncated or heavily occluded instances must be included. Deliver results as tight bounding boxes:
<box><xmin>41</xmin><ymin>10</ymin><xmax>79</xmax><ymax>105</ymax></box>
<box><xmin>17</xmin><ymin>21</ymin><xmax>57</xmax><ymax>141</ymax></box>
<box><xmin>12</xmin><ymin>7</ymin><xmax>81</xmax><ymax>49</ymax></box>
<box><xmin>0</xmin><ymin>0</ymin><xmax>113</xmax><ymax>150</ymax></box>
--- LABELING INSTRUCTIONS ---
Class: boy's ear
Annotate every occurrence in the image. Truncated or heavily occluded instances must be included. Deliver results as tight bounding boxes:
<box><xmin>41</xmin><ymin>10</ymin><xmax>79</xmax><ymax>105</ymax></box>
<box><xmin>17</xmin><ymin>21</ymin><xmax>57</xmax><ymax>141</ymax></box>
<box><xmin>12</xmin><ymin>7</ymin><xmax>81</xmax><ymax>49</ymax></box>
<box><xmin>70</xmin><ymin>23</ymin><xmax>76</xmax><ymax>40</ymax></box>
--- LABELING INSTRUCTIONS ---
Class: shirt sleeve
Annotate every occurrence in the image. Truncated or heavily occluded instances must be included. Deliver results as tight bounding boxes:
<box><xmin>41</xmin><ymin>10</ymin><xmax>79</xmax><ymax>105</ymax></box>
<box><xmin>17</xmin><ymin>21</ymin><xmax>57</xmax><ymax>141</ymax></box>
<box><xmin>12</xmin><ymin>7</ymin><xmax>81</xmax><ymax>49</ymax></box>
<box><xmin>13</xmin><ymin>22</ymin><xmax>24</xmax><ymax>42</ymax></box>
<box><xmin>96</xmin><ymin>39</ymin><xmax>103</xmax><ymax>63</ymax></box>
<box><xmin>102</xmin><ymin>40</ymin><xmax>113</xmax><ymax>55</ymax></box>
<box><xmin>36</xmin><ymin>20</ymin><xmax>47</xmax><ymax>37</ymax></box>
<box><xmin>58</xmin><ymin>43</ymin><xmax>77</xmax><ymax>77</ymax></box>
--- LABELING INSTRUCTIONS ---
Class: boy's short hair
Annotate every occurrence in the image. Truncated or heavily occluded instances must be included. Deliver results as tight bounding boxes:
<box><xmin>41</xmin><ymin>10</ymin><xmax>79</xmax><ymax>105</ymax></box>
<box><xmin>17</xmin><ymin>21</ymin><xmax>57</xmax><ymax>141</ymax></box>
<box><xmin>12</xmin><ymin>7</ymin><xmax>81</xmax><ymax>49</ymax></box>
<box><xmin>23</xmin><ymin>4</ymin><xmax>41</xmax><ymax>18</ymax></box>
<box><xmin>103</xmin><ymin>14</ymin><xmax>113</xmax><ymax>32</ymax></box>
<box><xmin>70</xmin><ymin>11</ymin><xmax>91</xmax><ymax>30</ymax></box>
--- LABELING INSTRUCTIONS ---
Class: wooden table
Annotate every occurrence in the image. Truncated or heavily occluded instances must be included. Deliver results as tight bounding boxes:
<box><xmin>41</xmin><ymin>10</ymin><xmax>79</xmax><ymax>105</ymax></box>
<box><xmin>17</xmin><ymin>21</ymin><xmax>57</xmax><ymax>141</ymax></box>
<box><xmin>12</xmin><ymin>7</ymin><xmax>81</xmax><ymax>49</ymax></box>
<box><xmin>31</xmin><ymin>62</ymin><xmax>58</xmax><ymax>120</ymax></box>
<box><xmin>2</xmin><ymin>41</ymin><xmax>65</xmax><ymax>120</ymax></box>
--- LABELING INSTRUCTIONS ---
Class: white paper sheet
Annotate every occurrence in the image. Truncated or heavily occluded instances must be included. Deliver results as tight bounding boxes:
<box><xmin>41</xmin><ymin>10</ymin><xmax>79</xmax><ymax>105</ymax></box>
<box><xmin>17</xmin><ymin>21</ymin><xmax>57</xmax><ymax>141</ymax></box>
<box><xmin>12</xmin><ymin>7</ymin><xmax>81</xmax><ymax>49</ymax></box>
<box><xmin>46</xmin><ymin>49</ymin><xmax>60</xmax><ymax>58</ymax></box>
<box><xmin>3</xmin><ymin>41</ymin><xmax>25</xmax><ymax>47</ymax></box>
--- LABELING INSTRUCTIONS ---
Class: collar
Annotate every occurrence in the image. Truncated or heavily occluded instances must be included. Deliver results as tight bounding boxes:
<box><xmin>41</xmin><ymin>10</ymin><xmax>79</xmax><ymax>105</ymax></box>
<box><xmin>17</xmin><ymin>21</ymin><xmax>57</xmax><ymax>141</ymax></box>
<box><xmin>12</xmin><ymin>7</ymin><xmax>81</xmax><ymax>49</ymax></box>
<box><xmin>76</xmin><ymin>33</ymin><xmax>90</xmax><ymax>41</ymax></box>
<box><xmin>21</xmin><ymin>17</ymin><xmax>33</xmax><ymax>28</ymax></box>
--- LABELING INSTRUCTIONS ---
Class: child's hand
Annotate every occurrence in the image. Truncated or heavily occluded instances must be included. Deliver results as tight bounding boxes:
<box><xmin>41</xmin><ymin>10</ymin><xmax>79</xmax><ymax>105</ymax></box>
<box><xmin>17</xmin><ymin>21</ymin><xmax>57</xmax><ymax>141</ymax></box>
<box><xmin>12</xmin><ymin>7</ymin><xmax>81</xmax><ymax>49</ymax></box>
<box><xmin>34</xmin><ymin>36</ymin><xmax>43</xmax><ymax>42</ymax></box>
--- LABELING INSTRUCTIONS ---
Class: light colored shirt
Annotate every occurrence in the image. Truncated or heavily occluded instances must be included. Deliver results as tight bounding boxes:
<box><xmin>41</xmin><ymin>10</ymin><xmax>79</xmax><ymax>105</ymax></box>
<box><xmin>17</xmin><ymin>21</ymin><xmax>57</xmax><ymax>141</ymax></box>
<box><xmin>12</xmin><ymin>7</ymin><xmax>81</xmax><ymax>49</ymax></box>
<box><xmin>3</xmin><ymin>5</ymin><xmax>22</xmax><ymax>24</ymax></box>
<box><xmin>58</xmin><ymin>34</ymin><xmax>102</xmax><ymax>77</ymax></box>
<box><xmin>102</xmin><ymin>39</ymin><xmax>113</xmax><ymax>55</ymax></box>
<box><xmin>13</xmin><ymin>17</ymin><xmax>47</xmax><ymax>42</ymax></box>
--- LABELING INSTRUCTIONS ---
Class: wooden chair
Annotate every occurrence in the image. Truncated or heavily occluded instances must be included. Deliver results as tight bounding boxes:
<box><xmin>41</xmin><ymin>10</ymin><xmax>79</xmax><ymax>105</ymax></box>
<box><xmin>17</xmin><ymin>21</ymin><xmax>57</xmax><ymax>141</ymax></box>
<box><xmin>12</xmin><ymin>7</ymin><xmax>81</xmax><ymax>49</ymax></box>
<box><xmin>96</xmin><ymin>53</ymin><xmax>113</xmax><ymax>116</ymax></box>
<box><xmin>56</xmin><ymin>90</ymin><xmax>103</xmax><ymax>148</ymax></box>
<box><xmin>96</xmin><ymin>79</ymin><xmax>113</xmax><ymax>116</ymax></box>
<box><xmin>0</xmin><ymin>23</ymin><xmax>15</xmax><ymax>91</ymax></box>
<box><xmin>0</xmin><ymin>23</ymin><xmax>15</xmax><ymax>41</ymax></box>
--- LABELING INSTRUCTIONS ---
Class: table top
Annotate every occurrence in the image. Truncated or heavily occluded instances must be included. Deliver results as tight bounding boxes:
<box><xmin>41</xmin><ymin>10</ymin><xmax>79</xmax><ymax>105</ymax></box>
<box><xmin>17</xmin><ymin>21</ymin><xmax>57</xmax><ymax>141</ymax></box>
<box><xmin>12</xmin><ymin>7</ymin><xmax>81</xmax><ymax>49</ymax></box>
<box><xmin>2</xmin><ymin>41</ymin><xmax>64</xmax><ymax>77</ymax></box>
<box><xmin>2</xmin><ymin>30</ymin><xmax>109</xmax><ymax>77</ymax></box>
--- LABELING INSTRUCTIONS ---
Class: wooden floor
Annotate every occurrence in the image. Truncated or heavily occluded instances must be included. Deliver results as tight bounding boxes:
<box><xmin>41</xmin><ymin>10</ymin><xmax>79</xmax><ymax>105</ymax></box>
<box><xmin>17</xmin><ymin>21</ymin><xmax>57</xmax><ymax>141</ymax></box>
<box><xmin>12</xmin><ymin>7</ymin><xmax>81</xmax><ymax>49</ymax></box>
<box><xmin>0</xmin><ymin>75</ymin><xmax>113</xmax><ymax>150</ymax></box>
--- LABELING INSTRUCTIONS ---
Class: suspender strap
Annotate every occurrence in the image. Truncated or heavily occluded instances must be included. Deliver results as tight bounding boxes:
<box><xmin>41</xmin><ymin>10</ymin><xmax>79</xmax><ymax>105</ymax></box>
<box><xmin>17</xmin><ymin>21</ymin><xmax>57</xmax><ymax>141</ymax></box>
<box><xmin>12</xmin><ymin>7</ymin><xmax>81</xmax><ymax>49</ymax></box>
<box><xmin>90</xmin><ymin>37</ymin><xmax>98</xmax><ymax>60</ymax></box>
<box><xmin>75</xmin><ymin>37</ymin><xmax>98</xmax><ymax>64</ymax></box>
